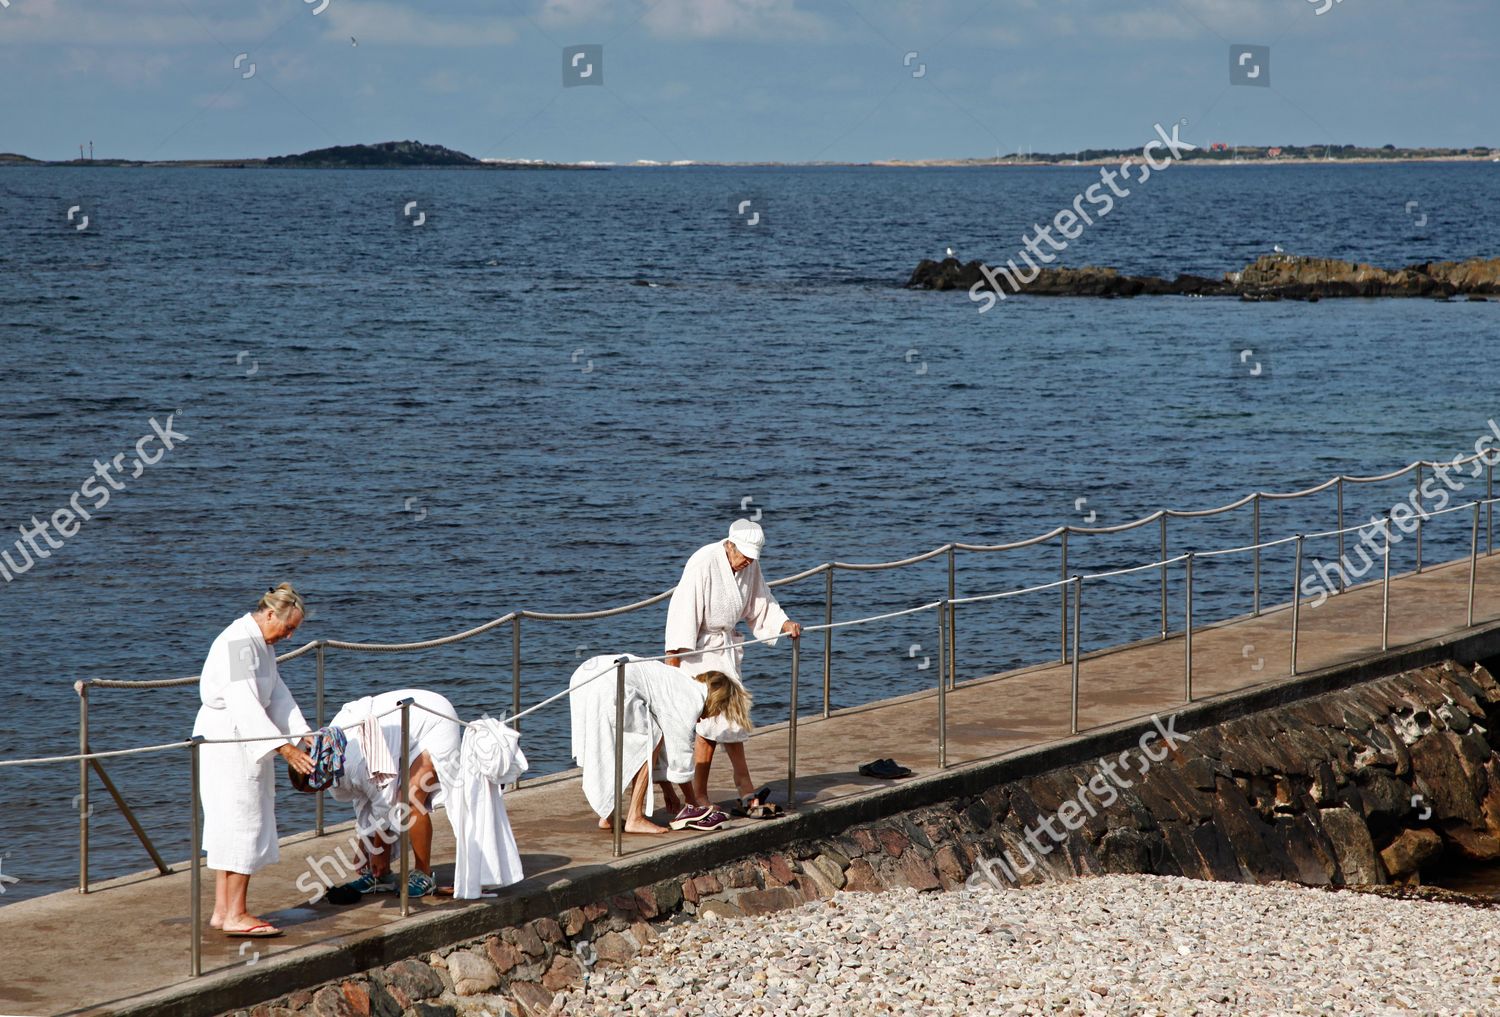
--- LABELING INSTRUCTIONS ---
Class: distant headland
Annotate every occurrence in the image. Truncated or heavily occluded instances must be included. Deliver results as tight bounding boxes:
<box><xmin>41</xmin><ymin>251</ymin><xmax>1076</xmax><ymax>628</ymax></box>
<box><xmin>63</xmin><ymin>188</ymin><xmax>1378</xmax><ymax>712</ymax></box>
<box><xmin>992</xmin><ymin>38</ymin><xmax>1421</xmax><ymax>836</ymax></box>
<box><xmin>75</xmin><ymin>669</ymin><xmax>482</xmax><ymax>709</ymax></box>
<box><xmin>0</xmin><ymin>140</ymin><xmax>597</xmax><ymax>170</ymax></box>
<box><xmin>1</xmin><ymin>139</ymin><xmax>1496</xmax><ymax>169</ymax></box>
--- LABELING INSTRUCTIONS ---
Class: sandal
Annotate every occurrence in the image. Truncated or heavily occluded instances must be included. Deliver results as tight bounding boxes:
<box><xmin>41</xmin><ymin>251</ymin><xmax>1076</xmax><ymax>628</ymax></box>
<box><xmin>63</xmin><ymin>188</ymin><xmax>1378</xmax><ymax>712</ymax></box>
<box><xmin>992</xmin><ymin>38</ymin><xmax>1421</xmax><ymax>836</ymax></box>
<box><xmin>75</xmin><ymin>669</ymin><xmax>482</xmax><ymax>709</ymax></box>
<box><xmin>732</xmin><ymin>788</ymin><xmax>783</xmax><ymax>819</ymax></box>
<box><xmin>225</xmin><ymin>923</ymin><xmax>283</xmax><ymax>938</ymax></box>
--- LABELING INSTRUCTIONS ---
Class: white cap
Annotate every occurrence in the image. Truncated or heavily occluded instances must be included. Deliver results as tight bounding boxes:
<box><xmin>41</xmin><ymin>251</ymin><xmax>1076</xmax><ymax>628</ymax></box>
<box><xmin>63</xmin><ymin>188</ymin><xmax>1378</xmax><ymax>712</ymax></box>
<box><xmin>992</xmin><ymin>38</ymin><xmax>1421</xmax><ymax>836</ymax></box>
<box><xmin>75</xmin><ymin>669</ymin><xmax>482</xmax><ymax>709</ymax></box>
<box><xmin>727</xmin><ymin>518</ymin><xmax>765</xmax><ymax>560</ymax></box>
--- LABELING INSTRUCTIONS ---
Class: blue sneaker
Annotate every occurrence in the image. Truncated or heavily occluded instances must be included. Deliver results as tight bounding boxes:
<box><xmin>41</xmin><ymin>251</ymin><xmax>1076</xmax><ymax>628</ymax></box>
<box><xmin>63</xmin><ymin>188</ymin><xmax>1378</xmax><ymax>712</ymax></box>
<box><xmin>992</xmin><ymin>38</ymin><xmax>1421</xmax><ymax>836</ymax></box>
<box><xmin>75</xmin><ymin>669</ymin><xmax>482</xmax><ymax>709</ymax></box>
<box><xmin>407</xmin><ymin>870</ymin><xmax>438</xmax><ymax>898</ymax></box>
<box><xmin>340</xmin><ymin>872</ymin><xmax>396</xmax><ymax>895</ymax></box>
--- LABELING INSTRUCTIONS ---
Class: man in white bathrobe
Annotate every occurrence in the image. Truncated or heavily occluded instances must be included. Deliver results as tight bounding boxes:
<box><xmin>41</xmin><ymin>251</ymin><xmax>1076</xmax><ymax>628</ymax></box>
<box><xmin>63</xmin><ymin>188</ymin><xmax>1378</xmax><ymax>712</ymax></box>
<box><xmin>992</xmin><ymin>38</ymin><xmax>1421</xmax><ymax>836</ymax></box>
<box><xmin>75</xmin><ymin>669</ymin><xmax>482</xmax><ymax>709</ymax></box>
<box><xmin>327</xmin><ymin>689</ymin><xmax>462</xmax><ymax>898</ymax></box>
<box><xmin>192</xmin><ymin>584</ymin><xmax>314</xmax><ymax>938</ymax></box>
<box><xmin>664</xmin><ymin>519</ymin><xmax>800</xmax><ymax>818</ymax></box>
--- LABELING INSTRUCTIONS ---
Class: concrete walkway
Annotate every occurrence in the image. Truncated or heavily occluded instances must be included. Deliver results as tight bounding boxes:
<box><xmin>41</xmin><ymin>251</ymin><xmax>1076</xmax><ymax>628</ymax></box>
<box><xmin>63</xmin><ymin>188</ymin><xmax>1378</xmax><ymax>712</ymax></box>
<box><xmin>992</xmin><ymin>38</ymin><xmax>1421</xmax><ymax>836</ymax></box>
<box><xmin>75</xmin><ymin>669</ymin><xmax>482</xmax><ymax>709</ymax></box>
<box><xmin>4</xmin><ymin>553</ymin><xmax>1499</xmax><ymax>1016</ymax></box>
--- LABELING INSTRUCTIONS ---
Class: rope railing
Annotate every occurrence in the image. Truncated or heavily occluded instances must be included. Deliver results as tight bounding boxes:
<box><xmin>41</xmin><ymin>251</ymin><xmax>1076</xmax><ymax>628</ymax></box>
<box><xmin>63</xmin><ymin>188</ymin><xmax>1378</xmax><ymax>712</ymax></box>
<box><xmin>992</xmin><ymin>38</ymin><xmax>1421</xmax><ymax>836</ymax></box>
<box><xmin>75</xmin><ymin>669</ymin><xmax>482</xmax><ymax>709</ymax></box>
<box><xmin>74</xmin><ymin>450</ymin><xmax>1500</xmax><ymax>697</ymax></box>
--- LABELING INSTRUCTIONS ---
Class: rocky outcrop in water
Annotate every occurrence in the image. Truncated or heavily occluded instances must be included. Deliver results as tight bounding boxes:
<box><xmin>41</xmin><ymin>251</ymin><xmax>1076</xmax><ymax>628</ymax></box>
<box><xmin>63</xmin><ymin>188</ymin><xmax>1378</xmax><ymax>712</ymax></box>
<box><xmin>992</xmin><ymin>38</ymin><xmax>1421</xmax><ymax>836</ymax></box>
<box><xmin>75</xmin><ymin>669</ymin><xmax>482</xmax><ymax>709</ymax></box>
<box><xmin>908</xmin><ymin>255</ymin><xmax>1500</xmax><ymax>300</ymax></box>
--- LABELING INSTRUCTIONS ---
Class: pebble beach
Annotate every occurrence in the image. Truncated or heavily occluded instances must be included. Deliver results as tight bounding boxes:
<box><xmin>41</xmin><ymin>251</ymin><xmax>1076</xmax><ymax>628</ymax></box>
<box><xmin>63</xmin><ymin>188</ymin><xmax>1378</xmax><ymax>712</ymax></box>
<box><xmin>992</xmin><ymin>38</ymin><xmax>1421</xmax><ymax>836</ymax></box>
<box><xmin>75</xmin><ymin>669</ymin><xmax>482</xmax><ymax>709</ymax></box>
<box><xmin>551</xmin><ymin>876</ymin><xmax>1500</xmax><ymax>1017</ymax></box>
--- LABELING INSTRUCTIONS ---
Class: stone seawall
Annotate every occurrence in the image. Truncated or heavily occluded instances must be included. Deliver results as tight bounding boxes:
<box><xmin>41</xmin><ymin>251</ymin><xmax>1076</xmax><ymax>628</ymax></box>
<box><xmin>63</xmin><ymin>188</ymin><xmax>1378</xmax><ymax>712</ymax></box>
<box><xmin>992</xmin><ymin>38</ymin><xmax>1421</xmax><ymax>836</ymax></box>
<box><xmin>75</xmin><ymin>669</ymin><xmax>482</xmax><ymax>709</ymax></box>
<box><xmin>225</xmin><ymin>659</ymin><xmax>1500</xmax><ymax>1017</ymax></box>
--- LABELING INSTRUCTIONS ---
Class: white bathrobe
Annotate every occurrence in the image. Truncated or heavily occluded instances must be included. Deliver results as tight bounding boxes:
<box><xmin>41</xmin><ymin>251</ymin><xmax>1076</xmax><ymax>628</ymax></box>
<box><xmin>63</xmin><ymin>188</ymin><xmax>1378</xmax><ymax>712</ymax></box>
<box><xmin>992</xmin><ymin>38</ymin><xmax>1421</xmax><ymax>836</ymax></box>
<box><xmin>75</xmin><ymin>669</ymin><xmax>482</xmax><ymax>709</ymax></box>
<box><xmin>328</xmin><ymin>689</ymin><xmax>463</xmax><ymax>842</ymax></box>
<box><xmin>192</xmin><ymin>613</ymin><xmax>310</xmax><ymax>874</ymax></box>
<box><xmin>664</xmin><ymin>541</ymin><xmax>788</xmax><ymax>741</ymax></box>
<box><xmin>444</xmin><ymin>718</ymin><xmax>527</xmax><ymax>899</ymax></box>
<box><xmin>568</xmin><ymin>654</ymin><xmax>706</xmax><ymax>818</ymax></box>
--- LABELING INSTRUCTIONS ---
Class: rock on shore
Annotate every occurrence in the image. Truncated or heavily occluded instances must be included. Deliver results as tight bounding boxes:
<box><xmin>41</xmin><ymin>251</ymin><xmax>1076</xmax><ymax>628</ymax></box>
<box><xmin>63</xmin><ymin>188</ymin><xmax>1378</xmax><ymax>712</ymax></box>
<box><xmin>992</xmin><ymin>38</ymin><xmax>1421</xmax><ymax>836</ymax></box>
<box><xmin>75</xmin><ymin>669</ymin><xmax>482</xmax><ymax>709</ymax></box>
<box><xmin>907</xmin><ymin>254</ymin><xmax>1500</xmax><ymax>300</ymax></box>
<box><xmin>556</xmin><ymin>876</ymin><xmax>1500</xmax><ymax>1016</ymax></box>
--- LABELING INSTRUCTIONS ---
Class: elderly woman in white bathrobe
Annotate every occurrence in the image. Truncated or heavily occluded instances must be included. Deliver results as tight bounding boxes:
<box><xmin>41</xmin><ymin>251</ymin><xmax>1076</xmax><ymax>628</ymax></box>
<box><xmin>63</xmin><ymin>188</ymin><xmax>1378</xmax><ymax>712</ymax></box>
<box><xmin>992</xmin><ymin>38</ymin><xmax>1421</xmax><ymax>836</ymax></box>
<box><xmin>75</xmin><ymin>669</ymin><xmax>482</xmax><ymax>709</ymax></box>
<box><xmin>664</xmin><ymin>519</ymin><xmax>800</xmax><ymax>819</ymax></box>
<box><xmin>192</xmin><ymin>584</ymin><xmax>314</xmax><ymax>938</ymax></box>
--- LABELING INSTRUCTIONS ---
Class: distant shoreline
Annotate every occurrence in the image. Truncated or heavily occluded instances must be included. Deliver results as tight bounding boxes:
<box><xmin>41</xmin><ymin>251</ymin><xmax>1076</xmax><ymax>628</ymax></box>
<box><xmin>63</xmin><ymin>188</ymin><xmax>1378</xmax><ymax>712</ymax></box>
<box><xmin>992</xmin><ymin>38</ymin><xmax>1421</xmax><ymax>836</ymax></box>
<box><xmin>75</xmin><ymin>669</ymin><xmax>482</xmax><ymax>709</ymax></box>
<box><xmin>3</xmin><ymin>155</ymin><xmax>1498</xmax><ymax>170</ymax></box>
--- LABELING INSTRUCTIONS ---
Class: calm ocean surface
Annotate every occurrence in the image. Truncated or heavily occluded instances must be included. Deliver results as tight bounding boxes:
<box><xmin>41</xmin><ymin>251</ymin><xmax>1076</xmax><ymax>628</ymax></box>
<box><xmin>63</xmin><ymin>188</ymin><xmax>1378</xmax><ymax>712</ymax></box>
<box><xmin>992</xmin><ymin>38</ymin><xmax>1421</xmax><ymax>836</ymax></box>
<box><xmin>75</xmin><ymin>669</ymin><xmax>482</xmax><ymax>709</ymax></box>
<box><xmin>3</xmin><ymin>162</ymin><xmax>1499</xmax><ymax>901</ymax></box>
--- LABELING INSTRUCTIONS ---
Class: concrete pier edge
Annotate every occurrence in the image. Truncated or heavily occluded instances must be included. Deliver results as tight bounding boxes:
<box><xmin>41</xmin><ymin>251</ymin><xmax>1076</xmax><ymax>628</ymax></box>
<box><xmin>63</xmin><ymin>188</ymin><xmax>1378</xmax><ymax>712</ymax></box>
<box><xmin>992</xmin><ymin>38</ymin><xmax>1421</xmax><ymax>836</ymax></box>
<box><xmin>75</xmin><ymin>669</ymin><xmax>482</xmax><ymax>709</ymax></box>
<box><xmin>88</xmin><ymin>619</ymin><xmax>1500</xmax><ymax>1017</ymax></box>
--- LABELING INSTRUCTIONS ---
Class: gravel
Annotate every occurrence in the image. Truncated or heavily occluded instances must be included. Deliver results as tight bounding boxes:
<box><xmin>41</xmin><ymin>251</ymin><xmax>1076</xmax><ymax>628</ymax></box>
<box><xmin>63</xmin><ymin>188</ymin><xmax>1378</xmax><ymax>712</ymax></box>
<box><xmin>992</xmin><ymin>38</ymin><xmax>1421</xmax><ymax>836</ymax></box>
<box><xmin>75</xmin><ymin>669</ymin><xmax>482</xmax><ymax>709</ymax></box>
<box><xmin>551</xmin><ymin>875</ymin><xmax>1500</xmax><ymax>1016</ymax></box>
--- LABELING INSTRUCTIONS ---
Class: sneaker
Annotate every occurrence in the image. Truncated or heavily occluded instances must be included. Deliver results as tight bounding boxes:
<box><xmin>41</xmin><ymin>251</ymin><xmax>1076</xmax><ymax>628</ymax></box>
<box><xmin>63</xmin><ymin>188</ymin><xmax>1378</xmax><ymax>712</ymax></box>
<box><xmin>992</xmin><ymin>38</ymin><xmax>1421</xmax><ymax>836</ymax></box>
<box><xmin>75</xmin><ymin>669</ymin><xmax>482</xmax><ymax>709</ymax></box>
<box><xmin>685</xmin><ymin>809</ymin><xmax>730</xmax><ymax>832</ymax></box>
<box><xmin>669</xmin><ymin>805</ymin><xmax>712</xmax><ymax>831</ymax></box>
<box><xmin>406</xmin><ymin>869</ymin><xmax>438</xmax><ymax>898</ymax></box>
<box><xmin>338</xmin><ymin>872</ymin><xmax>393</xmax><ymax>895</ymax></box>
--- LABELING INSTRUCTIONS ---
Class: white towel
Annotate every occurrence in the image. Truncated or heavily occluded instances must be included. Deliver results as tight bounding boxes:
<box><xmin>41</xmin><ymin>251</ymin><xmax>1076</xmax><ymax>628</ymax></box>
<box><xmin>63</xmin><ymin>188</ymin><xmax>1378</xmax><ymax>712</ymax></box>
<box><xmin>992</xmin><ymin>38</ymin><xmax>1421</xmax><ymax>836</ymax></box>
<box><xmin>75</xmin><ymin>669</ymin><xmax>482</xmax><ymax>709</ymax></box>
<box><xmin>444</xmin><ymin>718</ymin><xmax>527</xmax><ymax>900</ymax></box>
<box><xmin>362</xmin><ymin>702</ymin><xmax>397</xmax><ymax>786</ymax></box>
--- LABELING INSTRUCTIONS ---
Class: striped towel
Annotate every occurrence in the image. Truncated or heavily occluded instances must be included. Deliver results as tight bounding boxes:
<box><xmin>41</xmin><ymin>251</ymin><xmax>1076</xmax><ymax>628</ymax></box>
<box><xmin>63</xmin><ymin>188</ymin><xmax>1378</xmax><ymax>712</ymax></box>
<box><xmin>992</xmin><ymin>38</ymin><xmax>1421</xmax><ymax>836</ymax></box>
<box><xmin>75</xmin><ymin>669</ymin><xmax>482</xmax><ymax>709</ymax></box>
<box><xmin>303</xmin><ymin>726</ymin><xmax>347</xmax><ymax>792</ymax></box>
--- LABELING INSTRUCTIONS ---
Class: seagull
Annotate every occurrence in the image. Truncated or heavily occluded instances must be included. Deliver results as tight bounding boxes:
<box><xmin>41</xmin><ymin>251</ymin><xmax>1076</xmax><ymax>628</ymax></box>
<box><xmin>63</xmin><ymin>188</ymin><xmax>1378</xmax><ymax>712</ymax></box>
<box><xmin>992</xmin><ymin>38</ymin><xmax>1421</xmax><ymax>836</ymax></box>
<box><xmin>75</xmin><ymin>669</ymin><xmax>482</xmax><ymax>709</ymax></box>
<box><xmin>351</xmin><ymin>36</ymin><xmax>358</xmax><ymax>46</ymax></box>
<box><xmin>945</xmin><ymin>246</ymin><xmax>957</xmax><ymax>259</ymax></box>
<box><xmin>1273</xmin><ymin>244</ymin><xmax>1285</xmax><ymax>254</ymax></box>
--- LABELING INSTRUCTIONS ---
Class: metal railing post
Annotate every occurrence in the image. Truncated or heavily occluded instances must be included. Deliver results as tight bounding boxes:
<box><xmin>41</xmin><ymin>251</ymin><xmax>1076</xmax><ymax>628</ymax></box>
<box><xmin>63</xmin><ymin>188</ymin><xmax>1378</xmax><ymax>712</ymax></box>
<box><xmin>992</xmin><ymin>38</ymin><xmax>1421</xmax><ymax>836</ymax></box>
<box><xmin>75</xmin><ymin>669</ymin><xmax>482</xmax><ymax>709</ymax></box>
<box><xmin>946</xmin><ymin>545</ymin><xmax>957</xmax><ymax>691</ymax></box>
<box><xmin>822</xmin><ymin>567</ymin><xmax>833</xmax><ymax>718</ymax></box>
<box><xmin>1336</xmin><ymin>477</ymin><xmax>1346</xmax><ymax>593</ymax></box>
<box><xmin>612</xmin><ymin>659</ymin><xmax>626</xmax><ymax>858</ymax></box>
<box><xmin>789</xmin><ymin>636</ymin><xmax>801</xmax><ymax>798</ymax></box>
<box><xmin>1159</xmin><ymin>515</ymin><xmax>1169</xmax><ymax>640</ymax></box>
<box><xmin>1290</xmin><ymin>535</ymin><xmax>1304</xmax><ymax>676</ymax></box>
<box><xmin>399</xmin><ymin>698</ymin><xmax>412</xmax><ymax>917</ymax></box>
<box><xmin>1489</xmin><ymin>460</ymin><xmax>1495</xmax><ymax>556</ymax></box>
<box><xmin>78</xmin><ymin>682</ymin><xmax>89</xmax><ymax>894</ymax></box>
<box><xmin>1415</xmin><ymin>464</ymin><xmax>1424</xmax><ymax>573</ymax></box>
<box><xmin>1184</xmin><ymin>552</ymin><xmax>1195</xmax><ymax>703</ymax></box>
<box><xmin>1060</xmin><ymin>530</ymin><xmax>1070</xmax><ymax>662</ymax></box>
<box><xmin>190</xmin><ymin>735</ymin><xmax>203</xmax><ymax>978</ymax></box>
<box><xmin>314</xmin><ymin>643</ymin><xmax>326</xmax><ymax>836</ymax></box>
<box><xmin>511</xmin><ymin>616</ymin><xmax>522</xmax><ymax>732</ymax></box>
<box><xmin>1382</xmin><ymin>515</ymin><xmax>1392</xmax><ymax>651</ymax></box>
<box><xmin>1252</xmin><ymin>494</ymin><xmax>1262</xmax><ymax>616</ymax></box>
<box><xmin>936</xmin><ymin>602</ymin><xmax>947</xmax><ymax>768</ymax></box>
<box><xmin>1469</xmin><ymin>500</ymin><xmax>1480</xmax><ymax>627</ymax></box>
<box><xmin>1070</xmin><ymin>577</ymin><xmax>1081</xmax><ymax>734</ymax></box>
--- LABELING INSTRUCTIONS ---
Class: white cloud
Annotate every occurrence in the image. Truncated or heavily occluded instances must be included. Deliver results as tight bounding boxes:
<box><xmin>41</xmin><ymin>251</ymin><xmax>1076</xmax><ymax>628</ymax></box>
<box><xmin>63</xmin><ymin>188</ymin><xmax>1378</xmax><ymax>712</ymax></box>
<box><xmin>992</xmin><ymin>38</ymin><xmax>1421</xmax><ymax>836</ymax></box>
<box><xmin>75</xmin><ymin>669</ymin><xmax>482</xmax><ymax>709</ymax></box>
<box><xmin>422</xmin><ymin>69</ymin><xmax>465</xmax><ymax>93</ymax></box>
<box><xmin>194</xmin><ymin>89</ymin><xmax>249</xmax><ymax>110</ymax></box>
<box><xmin>321</xmin><ymin>2</ymin><xmax>518</xmax><ymax>47</ymax></box>
<box><xmin>60</xmin><ymin>48</ymin><xmax>173</xmax><ymax>84</ymax></box>
<box><xmin>536</xmin><ymin>0</ymin><xmax>615</xmax><ymax>28</ymax></box>
<box><xmin>642</xmin><ymin>0</ymin><xmax>825</xmax><ymax>40</ymax></box>
<box><xmin>0</xmin><ymin>0</ymin><xmax>282</xmax><ymax>45</ymax></box>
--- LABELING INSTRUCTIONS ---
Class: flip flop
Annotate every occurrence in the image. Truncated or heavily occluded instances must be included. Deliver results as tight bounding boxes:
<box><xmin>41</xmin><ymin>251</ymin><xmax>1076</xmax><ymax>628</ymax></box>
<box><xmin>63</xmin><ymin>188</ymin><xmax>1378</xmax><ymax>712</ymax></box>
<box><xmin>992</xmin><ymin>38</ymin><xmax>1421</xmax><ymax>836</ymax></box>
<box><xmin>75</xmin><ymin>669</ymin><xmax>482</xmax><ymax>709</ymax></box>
<box><xmin>225</xmin><ymin>923</ymin><xmax>283</xmax><ymax>938</ymax></box>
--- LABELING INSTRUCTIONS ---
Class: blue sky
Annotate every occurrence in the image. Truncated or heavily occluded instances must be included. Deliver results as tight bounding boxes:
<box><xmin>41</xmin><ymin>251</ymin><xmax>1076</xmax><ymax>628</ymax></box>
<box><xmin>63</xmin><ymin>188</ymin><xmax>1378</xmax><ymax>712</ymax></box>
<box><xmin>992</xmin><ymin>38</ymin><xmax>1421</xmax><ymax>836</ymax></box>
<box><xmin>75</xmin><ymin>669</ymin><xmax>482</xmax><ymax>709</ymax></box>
<box><xmin>2</xmin><ymin>0</ymin><xmax>1495</xmax><ymax>162</ymax></box>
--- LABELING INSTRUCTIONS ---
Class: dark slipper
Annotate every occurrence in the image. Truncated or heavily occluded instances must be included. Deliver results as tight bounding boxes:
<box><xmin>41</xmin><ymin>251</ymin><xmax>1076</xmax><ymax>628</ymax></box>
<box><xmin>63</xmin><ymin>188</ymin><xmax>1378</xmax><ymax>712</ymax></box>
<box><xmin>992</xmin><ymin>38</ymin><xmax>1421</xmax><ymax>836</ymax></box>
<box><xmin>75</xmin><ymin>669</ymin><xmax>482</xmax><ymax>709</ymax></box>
<box><xmin>325</xmin><ymin>883</ymin><xmax>362</xmax><ymax>906</ymax></box>
<box><xmin>859</xmin><ymin>758</ymin><xmax>912</xmax><ymax>779</ymax></box>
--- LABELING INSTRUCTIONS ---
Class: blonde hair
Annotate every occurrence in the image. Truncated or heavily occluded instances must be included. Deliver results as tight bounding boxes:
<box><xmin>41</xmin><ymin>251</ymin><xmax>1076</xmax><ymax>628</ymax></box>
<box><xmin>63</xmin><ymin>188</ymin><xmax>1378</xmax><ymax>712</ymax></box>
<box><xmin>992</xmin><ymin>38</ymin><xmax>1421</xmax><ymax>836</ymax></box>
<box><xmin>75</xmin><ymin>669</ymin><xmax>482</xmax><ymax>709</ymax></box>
<box><xmin>696</xmin><ymin>670</ymin><xmax>752</xmax><ymax>731</ymax></box>
<box><xmin>256</xmin><ymin>582</ymin><xmax>305</xmax><ymax>623</ymax></box>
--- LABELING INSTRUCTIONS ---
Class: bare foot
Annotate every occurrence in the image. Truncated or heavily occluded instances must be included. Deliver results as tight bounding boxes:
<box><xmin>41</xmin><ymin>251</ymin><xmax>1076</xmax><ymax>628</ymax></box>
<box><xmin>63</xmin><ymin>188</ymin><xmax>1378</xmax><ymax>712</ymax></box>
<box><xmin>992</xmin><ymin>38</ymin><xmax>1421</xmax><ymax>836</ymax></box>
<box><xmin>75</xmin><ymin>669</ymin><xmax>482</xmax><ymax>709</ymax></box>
<box><xmin>210</xmin><ymin>912</ymin><xmax>224</xmax><ymax>929</ymax></box>
<box><xmin>598</xmin><ymin>814</ymin><xmax>613</xmax><ymax>830</ymax></box>
<box><xmin>623</xmin><ymin>817</ymin><xmax>668</xmax><ymax>835</ymax></box>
